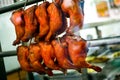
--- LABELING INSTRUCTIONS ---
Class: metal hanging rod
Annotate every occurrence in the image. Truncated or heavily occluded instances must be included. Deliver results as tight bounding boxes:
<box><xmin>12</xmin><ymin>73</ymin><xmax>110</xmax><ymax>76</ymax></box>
<box><xmin>87</xmin><ymin>36</ymin><xmax>120</xmax><ymax>47</ymax></box>
<box><xmin>0</xmin><ymin>0</ymin><xmax>43</xmax><ymax>14</ymax></box>
<box><xmin>0</xmin><ymin>36</ymin><xmax>120</xmax><ymax>57</ymax></box>
<box><xmin>0</xmin><ymin>51</ymin><xmax>16</xmax><ymax>57</ymax></box>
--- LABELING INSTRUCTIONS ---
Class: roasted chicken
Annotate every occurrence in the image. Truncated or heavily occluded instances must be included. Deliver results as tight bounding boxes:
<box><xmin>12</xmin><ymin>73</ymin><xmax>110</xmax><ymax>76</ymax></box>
<box><xmin>10</xmin><ymin>8</ymin><xmax>25</xmax><ymax>45</ymax></box>
<box><xmin>65</xmin><ymin>35</ymin><xmax>102</xmax><ymax>72</ymax></box>
<box><xmin>17</xmin><ymin>46</ymin><xmax>34</xmax><ymax>72</ymax></box>
<box><xmin>52</xmin><ymin>39</ymin><xmax>76</xmax><ymax>69</ymax></box>
<box><xmin>60</xmin><ymin>0</ymin><xmax>84</xmax><ymax>34</ymax></box>
<box><xmin>39</xmin><ymin>42</ymin><xmax>61</xmax><ymax>70</ymax></box>
<box><xmin>57</xmin><ymin>10</ymin><xmax>67</xmax><ymax>35</ymax></box>
<box><xmin>11</xmin><ymin>0</ymin><xmax>102</xmax><ymax>76</ymax></box>
<box><xmin>21</xmin><ymin>5</ymin><xmax>38</xmax><ymax>42</ymax></box>
<box><xmin>35</xmin><ymin>2</ymin><xmax>50</xmax><ymax>42</ymax></box>
<box><xmin>45</xmin><ymin>2</ymin><xmax>63</xmax><ymax>41</ymax></box>
<box><xmin>29</xmin><ymin>43</ymin><xmax>53</xmax><ymax>76</ymax></box>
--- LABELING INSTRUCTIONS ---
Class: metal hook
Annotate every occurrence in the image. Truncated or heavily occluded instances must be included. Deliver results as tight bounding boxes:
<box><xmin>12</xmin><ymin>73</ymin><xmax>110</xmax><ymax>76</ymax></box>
<box><xmin>44</xmin><ymin>0</ymin><xmax>46</xmax><ymax>2</ymax></box>
<box><xmin>22</xmin><ymin>42</ymin><xmax>28</xmax><ymax>46</ymax></box>
<box><xmin>57</xmin><ymin>37</ymin><xmax>61</xmax><ymax>45</ymax></box>
<box><xmin>29</xmin><ymin>38</ymin><xmax>32</xmax><ymax>45</ymax></box>
<box><xmin>57</xmin><ymin>36</ymin><xmax>65</xmax><ymax>48</ymax></box>
<box><xmin>24</xmin><ymin>0</ymin><xmax>28</xmax><ymax>9</ymax></box>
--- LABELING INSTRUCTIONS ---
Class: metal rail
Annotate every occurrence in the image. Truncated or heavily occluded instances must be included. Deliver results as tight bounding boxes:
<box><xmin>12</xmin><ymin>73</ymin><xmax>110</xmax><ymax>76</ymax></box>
<box><xmin>0</xmin><ymin>42</ymin><xmax>7</xmax><ymax>80</ymax></box>
<box><xmin>0</xmin><ymin>0</ymin><xmax>43</xmax><ymax>14</ymax></box>
<box><xmin>87</xmin><ymin>36</ymin><xmax>120</xmax><ymax>47</ymax></box>
<box><xmin>0</xmin><ymin>51</ymin><xmax>16</xmax><ymax>57</ymax></box>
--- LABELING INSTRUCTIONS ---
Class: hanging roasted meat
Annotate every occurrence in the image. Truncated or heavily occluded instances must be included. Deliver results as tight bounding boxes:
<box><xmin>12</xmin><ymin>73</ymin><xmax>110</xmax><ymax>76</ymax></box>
<box><xmin>29</xmin><ymin>43</ymin><xmax>53</xmax><ymax>76</ymax></box>
<box><xmin>35</xmin><ymin>1</ymin><xmax>50</xmax><ymax>42</ymax></box>
<box><xmin>65</xmin><ymin>35</ymin><xmax>102</xmax><ymax>72</ymax></box>
<box><xmin>60</xmin><ymin>0</ymin><xmax>84</xmax><ymax>35</ymax></box>
<box><xmin>10</xmin><ymin>8</ymin><xmax>25</xmax><ymax>45</ymax></box>
<box><xmin>39</xmin><ymin>42</ymin><xmax>61</xmax><ymax>70</ymax></box>
<box><xmin>11</xmin><ymin>0</ymin><xmax>102</xmax><ymax>76</ymax></box>
<box><xmin>57</xmin><ymin>10</ymin><xmax>67</xmax><ymax>35</ymax></box>
<box><xmin>17</xmin><ymin>45</ymin><xmax>34</xmax><ymax>72</ymax></box>
<box><xmin>45</xmin><ymin>2</ymin><xmax>65</xmax><ymax>41</ymax></box>
<box><xmin>51</xmin><ymin>39</ymin><xmax>76</xmax><ymax>70</ymax></box>
<box><xmin>21</xmin><ymin>5</ymin><xmax>38</xmax><ymax>42</ymax></box>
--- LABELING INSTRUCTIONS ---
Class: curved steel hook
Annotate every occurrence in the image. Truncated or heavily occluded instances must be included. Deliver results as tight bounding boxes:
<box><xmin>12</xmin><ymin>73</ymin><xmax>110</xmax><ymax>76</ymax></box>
<box><xmin>24</xmin><ymin>0</ymin><xmax>28</xmax><ymax>9</ymax></box>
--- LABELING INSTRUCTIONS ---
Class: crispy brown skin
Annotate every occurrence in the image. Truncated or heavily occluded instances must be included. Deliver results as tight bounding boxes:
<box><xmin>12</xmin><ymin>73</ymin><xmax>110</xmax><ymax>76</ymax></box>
<box><xmin>10</xmin><ymin>8</ymin><xmax>25</xmax><ymax>45</ymax></box>
<box><xmin>52</xmin><ymin>39</ymin><xmax>76</xmax><ymax>69</ymax></box>
<box><xmin>65</xmin><ymin>36</ymin><xmax>102</xmax><ymax>72</ymax></box>
<box><xmin>61</xmin><ymin>0</ymin><xmax>84</xmax><ymax>34</ymax></box>
<box><xmin>35</xmin><ymin>2</ymin><xmax>50</xmax><ymax>42</ymax></box>
<box><xmin>39</xmin><ymin>42</ymin><xmax>61</xmax><ymax>70</ymax></box>
<box><xmin>45</xmin><ymin>3</ymin><xmax>63</xmax><ymax>41</ymax></box>
<box><xmin>21</xmin><ymin>5</ymin><xmax>38</xmax><ymax>42</ymax></box>
<box><xmin>29</xmin><ymin>43</ymin><xmax>53</xmax><ymax>76</ymax></box>
<box><xmin>17</xmin><ymin>46</ymin><xmax>34</xmax><ymax>71</ymax></box>
<box><xmin>57</xmin><ymin>9</ymin><xmax>67</xmax><ymax>35</ymax></box>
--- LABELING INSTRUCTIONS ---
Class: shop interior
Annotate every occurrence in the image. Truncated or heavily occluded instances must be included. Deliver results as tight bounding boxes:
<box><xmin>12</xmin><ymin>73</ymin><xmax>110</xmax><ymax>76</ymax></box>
<box><xmin>0</xmin><ymin>0</ymin><xmax>120</xmax><ymax>80</ymax></box>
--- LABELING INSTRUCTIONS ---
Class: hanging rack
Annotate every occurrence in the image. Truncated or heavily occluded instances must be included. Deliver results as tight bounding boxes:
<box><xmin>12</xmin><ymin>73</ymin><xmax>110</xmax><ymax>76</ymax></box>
<box><xmin>0</xmin><ymin>0</ymin><xmax>43</xmax><ymax>14</ymax></box>
<box><xmin>0</xmin><ymin>36</ymin><xmax>120</xmax><ymax>57</ymax></box>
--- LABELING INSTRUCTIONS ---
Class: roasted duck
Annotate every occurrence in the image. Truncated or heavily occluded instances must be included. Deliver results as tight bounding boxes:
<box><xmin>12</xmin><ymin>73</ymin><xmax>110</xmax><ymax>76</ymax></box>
<box><xmin>65</xmin><ymin>35</ymin><xmax>102</xmax><ymax>72</ymax></box>
<box><xmin>21</xmin><ymin>5</ymin><xmax>38</xmax><ymax>42</ymax></box>
<box><xmin>10</xmin><ymin>8</ymin><xmax>25</xmax><ymax>45</ymax></box>
<box><xmin>35</xmin><ymin>2</ymin><xmax>50</xmax><ymax>42</ymax></box>
<box><xmin>29</xmin><ymin>43</ymin><xmax>53</xmax><ymax>76</ymax></box>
